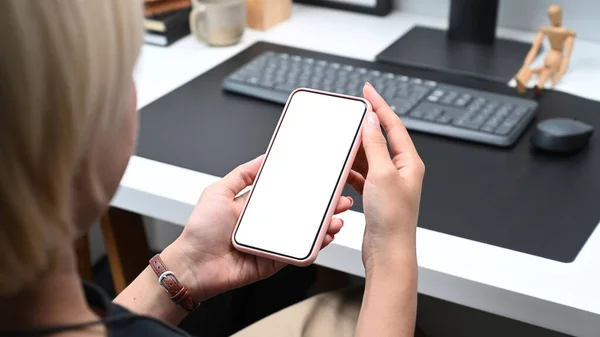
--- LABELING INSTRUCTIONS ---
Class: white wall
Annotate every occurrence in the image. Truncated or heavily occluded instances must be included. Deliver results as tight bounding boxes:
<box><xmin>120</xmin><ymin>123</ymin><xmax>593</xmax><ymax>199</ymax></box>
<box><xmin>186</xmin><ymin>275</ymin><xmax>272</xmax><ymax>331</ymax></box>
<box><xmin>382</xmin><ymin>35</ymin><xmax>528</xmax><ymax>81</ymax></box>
<box><xmin>395</xmin><ymin>0</ymin><xmax>600</xmax><ymax>42</ymax></box>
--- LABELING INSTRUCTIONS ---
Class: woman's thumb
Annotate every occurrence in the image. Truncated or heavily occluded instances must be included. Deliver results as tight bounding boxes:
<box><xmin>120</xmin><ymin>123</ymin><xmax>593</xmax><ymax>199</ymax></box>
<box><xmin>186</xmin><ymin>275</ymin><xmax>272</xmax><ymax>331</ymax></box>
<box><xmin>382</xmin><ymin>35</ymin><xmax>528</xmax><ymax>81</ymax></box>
<box><xmin>362</xmin><ymin>110</ymin><xmax>393</xmax><ymax>170</ymax></box>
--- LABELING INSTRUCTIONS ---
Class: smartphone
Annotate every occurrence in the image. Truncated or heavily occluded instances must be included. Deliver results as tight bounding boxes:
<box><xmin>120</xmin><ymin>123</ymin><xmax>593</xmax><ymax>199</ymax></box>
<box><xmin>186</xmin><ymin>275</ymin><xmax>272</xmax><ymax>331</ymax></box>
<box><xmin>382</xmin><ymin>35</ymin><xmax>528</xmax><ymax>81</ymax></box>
<box><xmin>231</xmin><ymin>88</ymin><xmax>370</xmax><ymax>266</ymax></box>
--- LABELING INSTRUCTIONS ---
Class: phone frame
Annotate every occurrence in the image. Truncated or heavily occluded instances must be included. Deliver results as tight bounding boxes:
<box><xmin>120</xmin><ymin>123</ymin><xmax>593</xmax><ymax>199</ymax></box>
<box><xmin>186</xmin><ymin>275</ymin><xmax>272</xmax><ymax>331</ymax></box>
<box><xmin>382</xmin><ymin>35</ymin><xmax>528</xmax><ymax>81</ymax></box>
<box><xmin>231</xmin><ymin>88</ymin><xmax>371</xmax><ymax>266</ymax></box>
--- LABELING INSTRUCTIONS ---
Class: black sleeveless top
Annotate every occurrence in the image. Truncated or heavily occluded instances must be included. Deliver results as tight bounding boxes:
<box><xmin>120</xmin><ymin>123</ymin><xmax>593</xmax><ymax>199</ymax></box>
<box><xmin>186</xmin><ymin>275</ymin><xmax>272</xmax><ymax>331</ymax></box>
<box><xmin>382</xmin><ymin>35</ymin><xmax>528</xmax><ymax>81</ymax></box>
<box><xmin>1</xmin><ymin>282</ymin><xmax>191</xmax><ymax>337</ymax></box>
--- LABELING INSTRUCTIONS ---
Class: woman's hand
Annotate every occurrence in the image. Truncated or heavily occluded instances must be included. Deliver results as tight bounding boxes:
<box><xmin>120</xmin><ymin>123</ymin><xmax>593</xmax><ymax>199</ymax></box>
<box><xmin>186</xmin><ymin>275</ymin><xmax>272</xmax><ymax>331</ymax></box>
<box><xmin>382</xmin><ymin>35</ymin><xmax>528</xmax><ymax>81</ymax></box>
<box><xmin>161</xmin><ymin>156</ymin><xmax>353</xmax><ymax>303</ymax></box>
<box><xmin>347</xmin><ymin>83</ymin><xmax>425</xmax><ymax>274</ymax></box>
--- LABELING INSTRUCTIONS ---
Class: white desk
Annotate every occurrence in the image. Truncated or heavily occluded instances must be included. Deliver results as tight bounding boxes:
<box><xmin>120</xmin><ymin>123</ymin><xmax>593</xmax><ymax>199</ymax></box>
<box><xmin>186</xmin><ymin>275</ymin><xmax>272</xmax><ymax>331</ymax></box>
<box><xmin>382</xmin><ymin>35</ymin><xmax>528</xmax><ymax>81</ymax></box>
<box><xmin>116</xmin><ymin>5</ymin><xmax>600</xmax><ymax>336</ymax></box>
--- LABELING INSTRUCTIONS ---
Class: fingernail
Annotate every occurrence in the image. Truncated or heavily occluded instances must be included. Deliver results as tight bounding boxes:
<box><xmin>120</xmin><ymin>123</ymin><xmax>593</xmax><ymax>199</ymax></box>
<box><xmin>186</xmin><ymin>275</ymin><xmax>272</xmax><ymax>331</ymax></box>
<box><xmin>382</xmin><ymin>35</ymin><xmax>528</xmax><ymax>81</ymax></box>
<box><xmin>347</xmin><ymin>196</ymin><xmax>354</xmax><ymax>207</ymax></box>
<box><xmin>364</xmin><ymin>82</ymin><xmax>383</xmax><ymax>99</ymax></box>
<box><xmin>367</xmin><ymin>110</ymin><xmax>379</xmax><ymax>127</ymax></box>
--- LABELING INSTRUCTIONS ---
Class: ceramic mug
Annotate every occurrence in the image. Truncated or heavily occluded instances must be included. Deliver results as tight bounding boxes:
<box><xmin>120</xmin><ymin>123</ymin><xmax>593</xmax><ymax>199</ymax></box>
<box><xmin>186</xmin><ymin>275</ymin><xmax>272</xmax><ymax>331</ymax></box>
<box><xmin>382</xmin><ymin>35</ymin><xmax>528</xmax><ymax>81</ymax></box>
<box><xmin>189</xmin><ymin>0</ymin><xmax>246</xmax><ymax>46</ymax></box>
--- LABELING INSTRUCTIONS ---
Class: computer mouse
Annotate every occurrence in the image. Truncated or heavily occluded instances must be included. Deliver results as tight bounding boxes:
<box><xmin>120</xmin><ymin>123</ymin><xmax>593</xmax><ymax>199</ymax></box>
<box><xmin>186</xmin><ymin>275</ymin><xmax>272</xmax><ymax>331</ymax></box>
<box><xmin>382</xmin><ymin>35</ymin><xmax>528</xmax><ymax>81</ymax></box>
<box><xmin>531</xmin><ymin>118</ymin><xmax>594</xmax><ymax>154</ymax></box>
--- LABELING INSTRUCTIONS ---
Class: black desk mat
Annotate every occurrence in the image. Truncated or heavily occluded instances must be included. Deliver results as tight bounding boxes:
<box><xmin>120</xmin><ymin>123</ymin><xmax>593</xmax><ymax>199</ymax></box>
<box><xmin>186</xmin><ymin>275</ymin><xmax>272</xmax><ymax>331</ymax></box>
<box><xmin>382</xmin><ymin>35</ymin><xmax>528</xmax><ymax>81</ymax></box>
<box><xmin>137</xmin><ymin>42</ymin><xmax>600</xmax><ymax>263</ymax></box>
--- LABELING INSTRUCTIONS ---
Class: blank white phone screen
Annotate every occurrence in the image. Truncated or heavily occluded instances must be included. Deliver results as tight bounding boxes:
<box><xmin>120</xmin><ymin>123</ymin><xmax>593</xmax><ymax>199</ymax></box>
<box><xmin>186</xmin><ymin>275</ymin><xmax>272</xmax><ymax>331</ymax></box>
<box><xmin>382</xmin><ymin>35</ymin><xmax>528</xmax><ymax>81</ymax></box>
<box><xmin>234</xmin><ymin>90</ymin><xmax>367</xmax><ymax>260</ymax></box>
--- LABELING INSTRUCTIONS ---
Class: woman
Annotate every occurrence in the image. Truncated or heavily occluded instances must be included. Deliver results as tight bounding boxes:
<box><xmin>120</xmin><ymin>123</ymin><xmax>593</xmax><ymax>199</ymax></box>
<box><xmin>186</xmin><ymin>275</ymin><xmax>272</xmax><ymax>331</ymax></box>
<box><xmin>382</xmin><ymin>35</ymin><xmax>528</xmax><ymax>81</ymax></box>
<box><xmin>0</xmin><ymin>2</ymin><xmax>424</xmax><ymax>337</ymax></box>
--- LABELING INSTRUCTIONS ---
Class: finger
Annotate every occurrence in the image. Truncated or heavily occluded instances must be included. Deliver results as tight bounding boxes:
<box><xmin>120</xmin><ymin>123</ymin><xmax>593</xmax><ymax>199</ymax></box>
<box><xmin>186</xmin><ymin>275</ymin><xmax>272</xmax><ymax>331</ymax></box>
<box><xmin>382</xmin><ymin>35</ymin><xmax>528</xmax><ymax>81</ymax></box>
<box><xmin>216</xmin><ymin>155</ymin><xmax>264</xmax><ymax>198</ymax></box>
<box><xmin>363</xmin><ymin>83</ymin><xmax>419</xmax><ymax>159</ymax></box>
<box><xmin>334</xmin><ymin>196</ymin><xmax>353</xmax><ymax>214</ymax></box>
<box><xmin>351</xmin><ymin>144</ymin><xmax>368</xmax><ymax>177</ymax></box>
<box><xmin>327</xmin><ymin>218</ymin><xmax>344</xmax><ymax>235</ymax></box>
<box><xmin>233</xmin><ymin>190</ymin><xmax>251</xmax><ymax>215</ymax></box>
<box><xmin>360</xmin><ymin>104</ymin><xmax>395</xmax><ymax>173</ymax></box>
<box><xmin>321</xmin><ymin>234</ymin><xmax>335</xmax><ymax>249</ymax></box>
<box><xmin>346</xmin><ymin>169</ymin><xmax>365</xmax><ymax>195</ymax></box>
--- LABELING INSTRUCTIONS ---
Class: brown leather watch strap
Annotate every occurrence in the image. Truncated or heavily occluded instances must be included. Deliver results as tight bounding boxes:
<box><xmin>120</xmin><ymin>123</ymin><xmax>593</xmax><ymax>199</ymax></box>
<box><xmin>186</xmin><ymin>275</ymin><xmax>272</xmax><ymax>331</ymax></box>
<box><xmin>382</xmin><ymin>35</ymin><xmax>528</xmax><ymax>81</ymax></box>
<box><xmin>149</xmin><ymin>254</ymin><xmax>199</xmax><ymax>311</ymax></box>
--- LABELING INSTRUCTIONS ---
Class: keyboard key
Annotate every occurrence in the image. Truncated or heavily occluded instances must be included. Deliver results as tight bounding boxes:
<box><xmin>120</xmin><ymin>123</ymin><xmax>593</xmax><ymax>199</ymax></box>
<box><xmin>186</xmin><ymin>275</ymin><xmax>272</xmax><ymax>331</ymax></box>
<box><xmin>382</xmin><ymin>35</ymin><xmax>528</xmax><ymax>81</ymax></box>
<box><xmin>481</xmin><ymin>109</ymin><xmax>495</xmax><ymax>118</ymax></box>
<box><xmin>382</xmin><ymin>87</ymin><xmax>397</xmax><ymax>100</ymax></box>
<box><xmin>343</xmin><ymin>65</ymin><xmax>353</xmax><ymax>71</ymax></box>
<box><xmin>512</xmin><ymin>106</ymin><xmax>528</xmax><ymax>119</ymax></box>
<box><xmin>494</xmin><ymin>108</ymin><xmax>511</xmax><ymax>119</ymax></box>
<box><xmin>384</xmin><ymin>72</ymin><xmax>395</xmax><ymax>79</ymax></box>
<box><xmin>424</xmin><ymin>80</ymin><xmax>437</xmax><ymax>87</ymax></box>
<box><xmin>480</xmin><ymin>124</ymin><xmax>495</xmax><ymax>133</ymax></box>
<box><xmin>424</xmin><ymin>108</ymin><xmax>443</xmax><ymax>121</ymax></box>
<box><xmin>334</xmin><ymin>79</ymin><xmax>348</xmax><ymax>87</ymax></box>
<box><xmin>482</xmin><ymin>104</ymin><xmax>497</xmax><ymax>114</ymax></box>
<box><xmin>347</xmin><ymin>89</ymin><xmax>361</xmax><ymax>97</ymax></box>
<box><xmin>442</xmin><ymin>96</ymin><xmax>455</xmax><ymax>105</ymax></box>
<box><xmin>396</xmin><ymin>75</ymin><xmax>409</xmax><ymax>82</ymax></box>
<box><xmin>258</xmin><ymin>79</ymin><xmax>276</xmax><ymax>88</ymax></box>
<box><xmin>500</xmin><ymin>118</ymin><xmax>519</xmax><ymax>130</ymax></box>
<box><xmin>275</xmin><ymin>82</ymin><xmax>298</xmax><ymax>92</ymax></box>
<box><xmin>454</xmin><ymin>98</ymin><xmax>469</xmax><ymax>107</ymax></box>
<box><xmin>503</xmin><ymin>115</ymin><xmax>522</xmax><ymax>126</ymax></box>
<box><xmin>411</xmin><ymin>78</ymin><xmax>423</xmax><ymax>84</ymax></box>
<box><xmin>454</xmin><ymin>117</ymin><xmax>484</xmax><ymax>130</ymax></box>
<box><xmin>462</xmin><ymin>111</ymin><xmax>476</xmax><ymax>120</ymax></box>
<box><xmin>410</xmin><ymin>110</ymin><xmax>425</xmax><ymax>119</ymax></box>
<box><xmin>323</xmin><ymin>78</ymin><xmax>335</xmax><ymax>85</ymax></box>
<box><xmin>298</xmin><ymin>79</ymin><xmax>310</xmax><ymax>88</ymax></box>
<box><xmin>303</xmin><ymin>57</ymin><xmax>314</xmax><ymax>64</ymax></box>
<box><xmin>373</xmin><ymin>80</ymin><xmax>388</xmax><ymax>90</ymax></box>
<box><xmin>436</xmin><ymin>114</ymin><xmax>452</xmax><ymax>124</ymax></box>
<box><xmin>396</xmin><ymin>105</ymin><xmax>411</xmax><ymax>115</ymax></box>
<box><xmin>472</xmin><ymin>115</ymin><xmax>488</xmax><ymax>125</ymax></box>
<box><xmin>473</xmin><ymin>97</ymin><xmax>486</xmax><ymax>106</ymax></box>
<box><xmin>357</xmin><ymin>67</ymin><xmax>368</xmax><ymax>74</ymax></box>
<box><xmin>454</xmin><ymin>94</ymin><xmax>472</xmax><ymax>107</ymax></box>
<box><xmin>484</xmin><ymin>118</ymin><xmax>501</xmax><ymax>129</ymax></box>
<box><xmin>441</xmin><ymin>92</ymin><xmax>458</xmax><ymax>104</ymax></box>
<box><xmin>410</xmin><ymin>91</ymin><xmax>430</xmax><ymax>102</ymax></box>
<box><xmin>427</xmin><ymin>95</ymin><xmax>440</xmax><ymax>102</ymax></box>
<box><xmin>432</xmin><ymin>89</ymin><xmax>444</xmax><ymax>97</ymax></box>
<box><xmin>424</xmin><ymin>114</ymin><xmax>438</xmax><ymax>121</ymax></box>
<box><xmin>495</xmin><ymin>124</ymin><xmax>513</xmax><ymax>135</ymax></box>
<box><xmin>467</xmin><ymin>99</ymin><xmax>485</xmax><ymax>111</ymax></box>
<box><xmin>316</xmin><ymin>60</ymin><xmax>327</xmax><ymax>66</ymax></box>
<box><xmin>412</xmin><ymin>86</ymin><xmax>431</xmax><ymax>95</ymax></box>
<box><xmin>396</xmin><ymin>88</ymin><xmax>410</xmax><ymax>98</ymax></box>
<box><xmin>502</xmin><ymin>103</ymin><xmax>515</xmax><ymax>111</ymax></box>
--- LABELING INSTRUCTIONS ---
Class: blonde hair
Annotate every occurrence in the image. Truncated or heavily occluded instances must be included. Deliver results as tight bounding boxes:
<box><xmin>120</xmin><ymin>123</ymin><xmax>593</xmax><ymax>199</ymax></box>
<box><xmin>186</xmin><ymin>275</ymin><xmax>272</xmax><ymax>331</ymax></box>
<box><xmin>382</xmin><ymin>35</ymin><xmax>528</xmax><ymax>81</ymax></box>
<box><xmin>0</xmin><ymin>1</ymin><xmax>143</xmax><ymax>295</ymax></box>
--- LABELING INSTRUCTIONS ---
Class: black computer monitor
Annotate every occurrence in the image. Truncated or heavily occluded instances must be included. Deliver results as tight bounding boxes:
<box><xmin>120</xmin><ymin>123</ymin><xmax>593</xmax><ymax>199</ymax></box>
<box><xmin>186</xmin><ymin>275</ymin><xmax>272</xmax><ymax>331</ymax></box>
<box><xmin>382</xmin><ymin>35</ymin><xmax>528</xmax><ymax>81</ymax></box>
<box><xmin>376</xmin><ymin>0</ymin><xmax>540</xmax><ymax>83</ymax></box>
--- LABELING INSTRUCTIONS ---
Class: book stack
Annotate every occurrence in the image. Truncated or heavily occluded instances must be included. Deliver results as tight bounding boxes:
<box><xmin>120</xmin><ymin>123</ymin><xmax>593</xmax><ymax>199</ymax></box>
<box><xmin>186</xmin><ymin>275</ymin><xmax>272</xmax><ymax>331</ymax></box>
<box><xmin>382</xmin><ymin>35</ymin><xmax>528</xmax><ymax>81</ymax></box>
<box><xmin>144</xmin><ymin>0</ymin><xmax>192</xmax><ymax>47</ymax></box>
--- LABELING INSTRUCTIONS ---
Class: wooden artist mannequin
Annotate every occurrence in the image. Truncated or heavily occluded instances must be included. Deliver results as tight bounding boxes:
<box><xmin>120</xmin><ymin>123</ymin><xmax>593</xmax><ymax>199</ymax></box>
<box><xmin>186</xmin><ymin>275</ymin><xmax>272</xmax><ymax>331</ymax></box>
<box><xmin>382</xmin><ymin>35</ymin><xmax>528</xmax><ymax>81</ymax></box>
<box><xmin>515</xmin><ymin>4</ymin><xmax>575</xmax><ymax>95</ymax></box>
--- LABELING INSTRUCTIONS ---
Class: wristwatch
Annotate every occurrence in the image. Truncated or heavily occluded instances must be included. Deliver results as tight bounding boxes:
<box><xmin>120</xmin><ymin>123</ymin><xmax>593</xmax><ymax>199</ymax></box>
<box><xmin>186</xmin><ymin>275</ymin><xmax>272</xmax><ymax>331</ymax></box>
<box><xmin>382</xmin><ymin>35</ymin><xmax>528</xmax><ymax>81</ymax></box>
<box><xmin>149</xmin><ymin>254</ymin><xmax>200</xmax><ymax>311</ymax></box>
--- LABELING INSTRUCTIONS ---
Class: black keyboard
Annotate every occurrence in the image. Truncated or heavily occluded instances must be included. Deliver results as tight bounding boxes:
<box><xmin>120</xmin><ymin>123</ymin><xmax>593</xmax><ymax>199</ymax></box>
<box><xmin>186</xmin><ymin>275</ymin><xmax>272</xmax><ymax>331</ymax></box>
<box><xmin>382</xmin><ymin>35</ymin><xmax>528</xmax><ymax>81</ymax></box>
<box><xmin>223</xmin><ymin>51</ymin><xmax>538</xmax><ymax>146</ymax></box>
